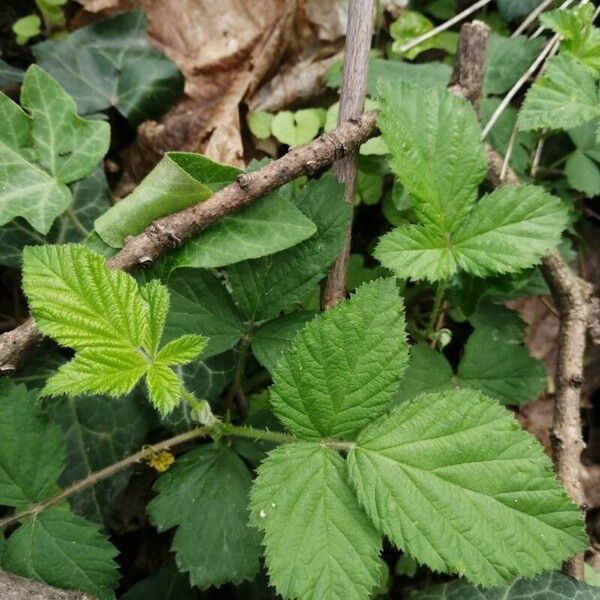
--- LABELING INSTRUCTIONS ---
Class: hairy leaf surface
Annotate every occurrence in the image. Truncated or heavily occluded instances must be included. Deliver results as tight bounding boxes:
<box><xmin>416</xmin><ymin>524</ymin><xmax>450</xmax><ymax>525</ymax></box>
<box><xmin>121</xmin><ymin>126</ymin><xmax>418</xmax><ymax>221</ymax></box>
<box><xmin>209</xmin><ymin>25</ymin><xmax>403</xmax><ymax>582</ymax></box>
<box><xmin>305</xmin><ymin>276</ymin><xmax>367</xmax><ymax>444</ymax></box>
<box><xmin>270</xmin><ymin>279</ymin><xmax>407</xmax><ymax>439</ymax></box>
<box><xmin>250</xmin><ymin>442</ymin><xmax>382</xmax><ymax>600</ymax></box>
<box><xmin>348</xmin><ymin>389</ymin><xmax>587</xmax><ymax>586</ymax></box>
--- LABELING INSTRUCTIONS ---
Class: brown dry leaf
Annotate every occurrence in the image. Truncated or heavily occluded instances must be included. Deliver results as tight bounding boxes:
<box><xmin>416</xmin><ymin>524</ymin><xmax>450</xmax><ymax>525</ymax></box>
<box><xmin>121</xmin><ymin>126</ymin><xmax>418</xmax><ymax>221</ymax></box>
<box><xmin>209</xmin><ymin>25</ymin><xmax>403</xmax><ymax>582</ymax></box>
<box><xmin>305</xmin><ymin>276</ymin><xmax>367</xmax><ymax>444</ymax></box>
<box><xmin>304</xmin><ymin>0</ymin><xmax>348</xmax><ymax>41</ymax></box>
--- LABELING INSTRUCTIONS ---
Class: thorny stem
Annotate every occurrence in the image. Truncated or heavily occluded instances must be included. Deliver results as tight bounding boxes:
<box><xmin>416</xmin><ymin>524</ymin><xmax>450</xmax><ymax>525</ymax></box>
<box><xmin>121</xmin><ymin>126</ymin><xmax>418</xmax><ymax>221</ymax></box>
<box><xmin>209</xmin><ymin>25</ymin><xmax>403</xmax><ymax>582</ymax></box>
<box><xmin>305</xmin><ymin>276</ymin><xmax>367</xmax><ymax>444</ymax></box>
<box><xmin>0</xmin><ymin>420</ymin><xmax>354</xmax><ymax>530</ymax></box>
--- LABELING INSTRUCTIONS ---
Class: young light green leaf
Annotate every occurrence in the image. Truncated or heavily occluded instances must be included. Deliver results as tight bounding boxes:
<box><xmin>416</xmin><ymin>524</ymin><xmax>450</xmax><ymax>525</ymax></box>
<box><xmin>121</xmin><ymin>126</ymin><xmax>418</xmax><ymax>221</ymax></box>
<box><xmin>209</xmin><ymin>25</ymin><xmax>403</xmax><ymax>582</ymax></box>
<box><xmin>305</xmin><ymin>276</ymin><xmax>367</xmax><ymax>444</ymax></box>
<box><xmin>390</xmin><ymin>10</ymin><xmax>457</xmax><ymax>59</ymax></box>
<box><xmin>148</xmin><ymin>444</ymin><xmax>261</xmax><ymax>588</ymax></box>
<box><xmin>518</xmin><ymin>55</ymin><xmax>600</xmax><ymax>133</ymax></box>
<box><xmin>270</xmin><ymin>279</ymin><xmax>408</xmax><ymax>439</ymax></box>
<box><xmin>3</xmin><ymin>508</ymin><xmax>119</xmax><ymax>600</ymax></box>
<box><xmin>458</xmin><ymin>327</ymin><xmax>546</xmax><ymax>405</ymax></box>
<box><xmin>0</xmin><ymin>384</ymin><xmax>64</xmax><ymax>507</ymax></box>
<box><xmin>251</xmin><ymin>311</ymin><xmax>317</xmax><ymax>374</ymax></box>
<box><xmin>22</xmin><ymin>245</ymin><xmax>205</xmax><ymax>414</ymax></box>
<box><xmin>409</xmin><ymin>571</ymin><xmax>600</xmax><ymax>599</ymax></box>
<box><xmin>271</xmin><ymin>109</ymin><xmax>322</xmax><ymax>146</ymax></box>
<box><xmin>250</xmin><ymin>442</ymin><xmax>382</xmax><ymax>600</ymax></box>
<box><xmin>452</xmin><ymin>185</ymin><xmax>569</xmax><ymax>277</ymax></box>
<box><xmin>347</xmin><ymin>389</ymin><xmax>587</xmax><ymax>587</ymax></box>
<box><xmin>164</xmin><ymin>269</ymin><xmax>244</xmax><ymax>359</ymax></box>
<box><xmin>33</xmin><ymin>11</ymin><xmax>183</xmax><ymax>123</ymax></box>
<box><xmin>227</xmin><ymin>174</ymin><xmax>350</xmax><ymax>321</ymax></box>
<box><xmin>156</xmin><ymin>335</ymin><xmax>207</xmax><ymax>365</ymax></box>
<box><xmin>0</xmin><ymin>66</ymin><xmax>109</xmax><ymax>234</ymax></box>
<box><xmin>378</xmin><ymin>81</ymin><xmax>487</xmax><ymax>233</ymax></box>
<box><xmin>247</xmin><ymin>111</ymin><xmax>274</xmax><ymax>139</ymax></box>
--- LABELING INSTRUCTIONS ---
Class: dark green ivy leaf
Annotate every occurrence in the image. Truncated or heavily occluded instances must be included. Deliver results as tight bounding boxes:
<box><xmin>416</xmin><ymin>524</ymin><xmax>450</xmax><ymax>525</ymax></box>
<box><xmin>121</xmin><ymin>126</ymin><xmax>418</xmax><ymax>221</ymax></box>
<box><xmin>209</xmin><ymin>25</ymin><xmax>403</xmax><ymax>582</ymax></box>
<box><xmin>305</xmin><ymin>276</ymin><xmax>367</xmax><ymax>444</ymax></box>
<box><xmin>33</xmin><ymin>11</ymin><xmax>183</xmax><ymax>124</ymax></box>
<box><xmin>0</xmin><ymin>59</ymin><xmax>24</xmax><ymax>89</ymax></box>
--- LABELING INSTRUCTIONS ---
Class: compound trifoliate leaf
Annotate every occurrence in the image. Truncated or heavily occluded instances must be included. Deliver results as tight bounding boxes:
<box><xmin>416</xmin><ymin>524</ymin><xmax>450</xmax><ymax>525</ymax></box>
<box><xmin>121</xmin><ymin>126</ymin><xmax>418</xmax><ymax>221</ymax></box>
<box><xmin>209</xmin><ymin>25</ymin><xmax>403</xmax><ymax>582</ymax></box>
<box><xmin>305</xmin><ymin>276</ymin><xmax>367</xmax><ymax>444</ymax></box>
<box><xmin>148</xmin><ymin>444</ymin><xmax>261</xmax><ymax>588</ymax></box>
<box><xmin>378</xmin><ymin>80</ymin><xmax>487</xmax><ymax>233</ymax></box>
<box><xmin>3</xmin><ymin>508</ymin><xmax>119</xmax><ymax>600</ymax></box>
<box><xmin>0</xmin><ymin>65</ymin><xmax>109</xmax><ymax>233</ymax></box>
<box><xmin>518</xmin><ymin>55</ymin><xmax>600</xmax><ymax>133</ymax></box>
<box><xmin>0</xmin><ymin>383</ymin><xmax>64</xmax><ymax>507</ymax></box>
<box><xmin>347</xmin><ymin>389</ymin><xmax>587</xmax><ymax>587</ymax></box>
<box><xmin>250</xmin><ymin>442</ymin><xmax>382</xmax><ymax>600</ymax></box>
<box><xmin>270</xmin><ymin>278</ymin><xmax>408</xmax><ymax>439</ymax></box>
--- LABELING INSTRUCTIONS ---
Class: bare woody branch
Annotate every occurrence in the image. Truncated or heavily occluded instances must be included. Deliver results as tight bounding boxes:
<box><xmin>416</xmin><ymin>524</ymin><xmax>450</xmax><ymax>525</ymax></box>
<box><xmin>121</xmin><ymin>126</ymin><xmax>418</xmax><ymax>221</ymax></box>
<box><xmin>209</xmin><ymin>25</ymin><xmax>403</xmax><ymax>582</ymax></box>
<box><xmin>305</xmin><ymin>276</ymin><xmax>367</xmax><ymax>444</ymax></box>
<box><xmin>0</xmin><ymin>111</ymin><xmax>378</xmax><ymax>372</ymax></box>
<box><xmin>0</xmin><ymin>569</ymin><xmax>94</xmax><ymax>600</ymax></box>
<box><xmin>321</xmin><ymin>0</ymin><xmax>374</xmax><ymax>310</ymax></box>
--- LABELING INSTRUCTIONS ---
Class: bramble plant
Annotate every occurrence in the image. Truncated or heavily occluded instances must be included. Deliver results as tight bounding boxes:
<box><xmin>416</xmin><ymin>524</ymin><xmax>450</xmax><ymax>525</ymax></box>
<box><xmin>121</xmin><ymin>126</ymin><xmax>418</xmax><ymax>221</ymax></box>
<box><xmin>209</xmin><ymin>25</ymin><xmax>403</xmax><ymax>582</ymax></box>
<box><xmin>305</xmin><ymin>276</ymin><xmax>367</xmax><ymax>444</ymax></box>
<box><xmin>2</xmin><ymin>2</ymin><xmax>600</xmax><ymax>599</ymax></box>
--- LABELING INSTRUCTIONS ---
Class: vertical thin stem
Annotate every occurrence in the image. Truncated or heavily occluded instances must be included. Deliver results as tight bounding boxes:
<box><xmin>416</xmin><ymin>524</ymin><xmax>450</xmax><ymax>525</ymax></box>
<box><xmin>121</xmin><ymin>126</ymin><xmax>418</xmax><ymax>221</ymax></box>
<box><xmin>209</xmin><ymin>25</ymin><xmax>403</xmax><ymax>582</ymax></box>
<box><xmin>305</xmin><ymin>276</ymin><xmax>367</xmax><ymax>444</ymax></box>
<box><xmin>321</xmin><ymin>0</ymin><xmax>374</xmax><ymax>310</ymax></box>
<box><xmin>224</xmin><ymin>324</ymin><xmax>253</xmax><ymax>413</ymax></box>
<box><xmin>426</xmin><ymin>281</ymin><xmax>448</xmax><ymax>342</ymax></box>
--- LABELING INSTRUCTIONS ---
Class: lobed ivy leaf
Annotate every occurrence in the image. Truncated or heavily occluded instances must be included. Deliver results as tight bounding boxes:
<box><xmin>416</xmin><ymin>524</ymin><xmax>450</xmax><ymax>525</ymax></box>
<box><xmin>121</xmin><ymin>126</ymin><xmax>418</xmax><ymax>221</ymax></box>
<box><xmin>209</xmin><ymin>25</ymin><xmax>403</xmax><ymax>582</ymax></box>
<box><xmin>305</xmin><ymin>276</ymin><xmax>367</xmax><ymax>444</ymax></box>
<box><xmin>148</xmin><ymin>444</ymin><xmax>261</xmax><ymax>588</ymax></box>
<box><xmin>250</xmin><ymin>442</ymin><xmax>382</xmax><ymax>600</ymax></box>
<box><xmin>33</xmin><ymin>11</ymin><xmax>183</xmax><ymax>124</ymax></box>
<box><xmin>270</xmin><ymin>278</ymin><xmax>408</xmax><ymax>439</ymax></box>
<box><xmin>22</xmin><ymin>244</ymin><xmax>206</xmax><ymax>415</ymax></box>
<box><xmin>347</xmin><ymin>389</ymin><xmax>587</xmax><ymax>587</ymax></box>
<box><xmin>3</xmin><ymin>508</ymin><xmax>119</xmax><ymax>600</ymax></box>
<box><xmin>517</xmin><ymin>55</ymin><xmax>600</xmax><ymax>133</ymax></box>
<box><xmin>409</xmin><ymin>571</ymin><xmax>600</xmax><ymax>599</ymax></box>
<box><xmin>0</xmin><ymin>59</ymin><xmax>24</xmax><ymax>89</ymax></box>
<box><xmin>0</xmin><ymin>65</ymin><xmax>109</xmax><ymax>234</ymax></box>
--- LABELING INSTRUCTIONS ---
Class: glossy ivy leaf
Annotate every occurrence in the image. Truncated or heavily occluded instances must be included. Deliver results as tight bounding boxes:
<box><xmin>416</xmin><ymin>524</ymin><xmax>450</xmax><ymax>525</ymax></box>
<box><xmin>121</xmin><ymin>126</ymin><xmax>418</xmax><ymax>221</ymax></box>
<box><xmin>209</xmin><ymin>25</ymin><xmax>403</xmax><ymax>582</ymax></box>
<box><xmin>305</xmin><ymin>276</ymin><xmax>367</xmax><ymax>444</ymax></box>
<box><xmin>164</xmin><ymin>269</ymin><xmax>244</xmax><ymax>359</ymax></box>
<box><xmin>250</xmin><ymin>442</ymin><xmax>382</xmax><ymax>600</ymax></box>
<box><xmin>376</xmin><ymin>185</ymin><xmax>568</xmax><ymax>282</ymax></box>
<box><xmin>0</xmin><ymin>59</ymin><xmax>24</xmax><ymax>88</ymax></box>
<box><xmin>518</xmin><ymin>55</ymin><xmax>600</xmax><ymax>133</ymax></box>
<box><xmin>347</xmin><ymin>389</ymin><xmax>587</xmax><ymax>587</ymax></box>
<box><xmin>326</xmin><ymin>57</ymin><xmax>452</xmax><ymax>97</ymax></box>
<box><xmin>227</xmin><ymin>174</ymin><xmax>350</xmax><ymax>321</ymax></box>
<box><xmin>469</xmin><ymin>303</ymin><xmax>526</xmax><ymax>342</ymax></box>
<box><xmin>251</xmin><ymin>311</ymin><xmax>316</xmax><ymax>374</ymax></box>
<box><xmin>409</xmin><ymin>571</ymin><xmax>600</xmax><ymax>599</ymax></box>
<box><xmin>3</xmin><ymin>508</ymin><xmax>119</xmax><ymax>600</ymax></box>
<box><xmin>148</xmin><ymin>444</ymin><xmax>261</xmax><ymax>588</ymax></box>
<box><xmin>378</xmin><ymin>81</ymin><xmax>487</xmax><ymax>233</ymax></box>
<box><xmin>33</xmin><ymin>11</ymin><xmax>183</xmax><ymax>123</ymax></box>
<box><xmin>0</xmin><ymin>65</ymin><xmax>109</xmax><ymax>234</ymax></box>
<box><xmin>0</xmin><ymin>384</ymin><xmax>64</xmax><ymax>507</ymax></box>
<box><xmin>22</xmin><ymin>245</ymin><xmax>206</xmax><ymax>415</ymax></box>
<box><xmin>46</xmin><ymin>390</ymin><xmax>156</xmax><ymax>524</ymax></box>
<box><xmin>270</xmin><ymin>279</ymin><xmax>408</xmax><ymax>439</ymax></box>
<box><xmin>0</xmin><ymin>166</ymin><xmax>111</xmax><ymax>268</ymax></box>
<box><xmin>271</xmin><ymin>109</ymin><xmax>323</xmax><ymax>146</ymax></box>
<box><xmin>483</xmin><ymin>34</ymin><xmax>544</xmax><ymax>95</ymax></box>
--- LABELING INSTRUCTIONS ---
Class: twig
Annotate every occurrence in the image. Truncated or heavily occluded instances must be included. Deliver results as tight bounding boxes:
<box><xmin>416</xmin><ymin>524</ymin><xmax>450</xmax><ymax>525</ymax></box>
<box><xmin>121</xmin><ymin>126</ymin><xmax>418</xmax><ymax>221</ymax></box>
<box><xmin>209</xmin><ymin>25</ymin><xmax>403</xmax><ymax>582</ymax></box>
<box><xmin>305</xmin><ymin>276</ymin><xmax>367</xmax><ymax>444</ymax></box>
<box><xmin>321</xmin><ymin>0</ymin><xmax>374</xmax><ymax>309</ymax></box>
<box><xmin>0</xmin><ymin>569</ymin><xmax>94</xmax><ymax>600</ymax></box>
<box><xmin>500</xmin><ymin>122</ymin><xmax>519</xmax><ymax>181</ymax></box>
<box><xmin>0</xmin><ymin>111</ymin><xmax>379</xmax><ymax>372</ymax></box>
<box><xmin>512</xmin><ymin>0</ymin><xmax>555</xmax><ymax>38</ymax></box>
<box><xmin>0</xmin><ymin>427</ymin><xmax>210</xmax><ymax>530</ymax></box>
<box><xmin>396</xmin><ymin>0</ymin><xmax>493</xmax><ymax>55</ymax></box>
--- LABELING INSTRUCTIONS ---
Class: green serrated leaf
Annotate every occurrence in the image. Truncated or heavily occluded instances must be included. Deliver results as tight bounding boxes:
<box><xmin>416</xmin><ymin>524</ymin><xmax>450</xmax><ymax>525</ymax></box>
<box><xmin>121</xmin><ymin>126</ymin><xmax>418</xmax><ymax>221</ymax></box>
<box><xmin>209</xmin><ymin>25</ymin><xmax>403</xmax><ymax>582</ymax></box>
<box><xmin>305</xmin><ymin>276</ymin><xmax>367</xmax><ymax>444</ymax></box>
<box><xmin>390</xmin><ymin>10</ymin><xmax>457</xmax><ymax>59</ymax></box>
<box><xmin>3</xmin><ymin>508</ymin><xmax>119</xmax><ymax>600</ymax></box>
<box><xmin>0</xmin><ymin>66</ymin><xmax>109</xmax><ymax>234</ymax></box>
<box><xmin>250</xmin><ymin>442</ymin><xmax>382</xmax><ymax>600</ymax></box>
<box><xmin>148</xmin><ymin>444</ymin><xmax>261</xmax><ymax>588</ymax></box>
<box><xmin>469</xmin><ymin>303</ymin><xmax>526</xmax><ymax>342</ymax></box>
<box><xmin>565</xmin><ymin>150</ymin><xmax>600</xmax><ymax>197</ymax></box>
<box><xmin>270</xmin><ymin>279</ymin><xmax>408</xmax><ymax>439</ymax></box>
<box><xmin>378</xmin><ymin>81</ymin><xmax>487</xmax><ymax>233</ymax></box>
<box><xmin>251</xmin><ymin>311</ymin><xmax>316</xmax><ymax>374</ymax></box>
<box><xmin>518</xmin><ymin>54</ymin><xmax>600</xmax><ymax>133</ymax></box>
<box><xmin>347</xmin><ymin>389</ymin><xmax>587</xmax><ymax>587</ymax></box>
<box><xmin>164</xmin><ymin>269</ymin><xmax>244</xmax><ymax>359</ymax></box>
<box><xmin>0</xmin><ymin>384</ymin><xmax>64</xmax><ymax>507</ymax></box>
<box><xmin>458</xmin><ymin>327</ymin><xmax>546</xmax><ymax>405</ymax></box>
<box><xmin>227</xmin><ymin>174</ymin><xmax>350</xmax><ymax>321</ymax></box>
<box><xmin>452</xmin><ymin>185</ymin><xmax>569</xmax><ymax>277</ymax></box>
<box><xmin>140</xmin><ymin>279</ymin><xmax>170</xmax><ymax>354</ymax></box>
<box><xmin>146</xmin><ymin>362</ymin><xmax>185</xmax><ymax>415</ymax></box>
<box><xmin>33</xmin><ymin>11</ymin><xmax>183</xmax><ymax>123</ymax></box>
<box><xmin>409</xmin><ymin>571</ymin><xmax>600</xmax><ymax>599</ymax></box>
<box><xmin>156</xmin><ymin>335</ymin><xmax>207</xmax><ymax>365</ymax></box>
